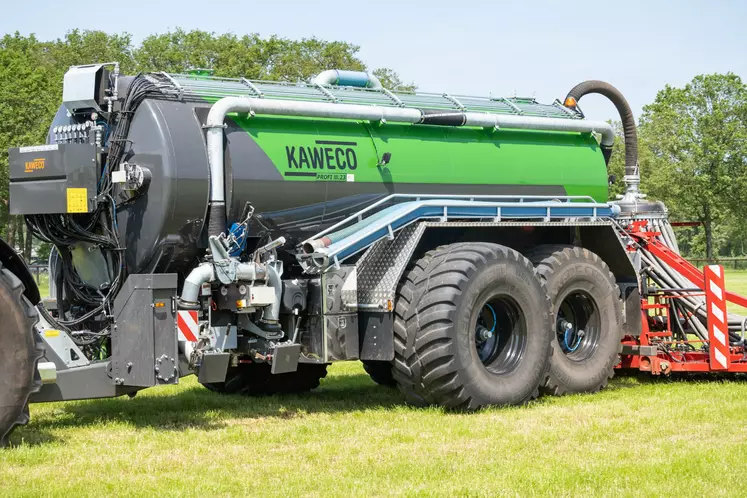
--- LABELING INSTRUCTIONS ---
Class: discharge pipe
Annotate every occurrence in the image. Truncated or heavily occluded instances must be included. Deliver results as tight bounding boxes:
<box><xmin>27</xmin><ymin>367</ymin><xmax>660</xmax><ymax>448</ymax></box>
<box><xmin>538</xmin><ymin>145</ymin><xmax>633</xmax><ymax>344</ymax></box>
<box><xmin>204</xmin><ymin>97</ymin><xmax>615</xmax><ymax>235</ymax></box>
<box><xmin>302</xmin><ymin>205</ymin><xmax>400</xmax><ymax>253</ymax></box>
<box><xmin>564</xmin><ymin>80</ymin><xmax>639</xmax><ymax>197</ymax></box>
<box><xmin>178</xmin><ymin>261</ymin><xmax>266</xmax><ymax>308</ymax></box>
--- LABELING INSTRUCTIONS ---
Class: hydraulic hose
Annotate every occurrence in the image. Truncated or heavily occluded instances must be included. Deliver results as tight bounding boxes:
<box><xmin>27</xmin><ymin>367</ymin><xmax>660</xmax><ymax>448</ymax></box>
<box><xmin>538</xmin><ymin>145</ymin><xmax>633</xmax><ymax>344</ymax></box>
<box><xmin>565</xmin><ymin>80</ymin><xmax>638</xmax><ymax>176</ymax></box>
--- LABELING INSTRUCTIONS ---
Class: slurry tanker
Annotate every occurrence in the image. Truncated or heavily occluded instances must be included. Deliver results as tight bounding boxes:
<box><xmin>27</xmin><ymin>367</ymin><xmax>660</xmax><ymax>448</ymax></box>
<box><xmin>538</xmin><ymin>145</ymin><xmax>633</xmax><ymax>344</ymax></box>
<box><xmin>3</xmin><ymin>64</ymin><xmax>745</xmax><ymax>445</ymax></box>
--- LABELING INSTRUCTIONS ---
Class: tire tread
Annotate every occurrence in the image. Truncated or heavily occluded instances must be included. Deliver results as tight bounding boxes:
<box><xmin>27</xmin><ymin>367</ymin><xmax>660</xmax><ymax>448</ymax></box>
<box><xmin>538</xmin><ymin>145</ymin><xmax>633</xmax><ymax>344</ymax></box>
<box><xmin>0</xmin><ymin>263</ymin><xmax>43</xmax><ymax>447</ymax></box>
<box><xmin>525</xmin><ymin>244</ymin><xmax>621</xmax><ymax>396</ymax></box>
<box><xmin>392</xmin><ymin>243</ymin><xmax>551</xmax><ymax>409</ymax></box>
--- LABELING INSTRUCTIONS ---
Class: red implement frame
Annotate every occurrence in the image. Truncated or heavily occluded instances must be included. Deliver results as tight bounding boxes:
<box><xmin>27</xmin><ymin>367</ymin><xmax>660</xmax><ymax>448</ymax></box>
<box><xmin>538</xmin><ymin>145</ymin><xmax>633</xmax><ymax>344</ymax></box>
<box><xmin>619</xmin><ymin>223</ymin><xmax>747</xmax><ymax>374</ymax></box>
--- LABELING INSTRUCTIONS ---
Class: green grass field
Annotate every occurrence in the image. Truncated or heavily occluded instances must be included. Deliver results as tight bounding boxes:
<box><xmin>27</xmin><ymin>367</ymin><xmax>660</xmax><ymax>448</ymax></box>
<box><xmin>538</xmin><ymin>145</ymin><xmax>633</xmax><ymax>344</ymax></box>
<box><xmin>725</xmin><ymin>270</ymin><xmax>747</xmax><ymax>314</ymax></box>
<box><xmin>3</xmin><ymin>273</ymin><xmax>747</xmax><ymax>497</ymax></box>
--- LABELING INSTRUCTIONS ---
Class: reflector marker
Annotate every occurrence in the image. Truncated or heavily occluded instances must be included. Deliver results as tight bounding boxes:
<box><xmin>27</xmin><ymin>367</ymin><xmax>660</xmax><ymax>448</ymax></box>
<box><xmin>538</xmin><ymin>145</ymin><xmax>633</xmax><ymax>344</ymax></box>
<box><xmin>177</xmin><ymin>310</ymin><xmax>199</xmax><ymax>342</ymax></box>
<box><xmin>715</xmin><ymin>349</ymin><xmax>728</xmax><ymax>369</ymax></box>
<box><xmin>705</xmin><ymin>265</ymin><xmax>730</xmax><ymax>371</ymax></box>
<box><xmin>713</xmin><ymin>327</ymin><xmax>726</xmax><ymax>346</ymax></box>
<box><xmin>711</xmin><ymin>303</ymin><xmax>725</xmax><ymax>325</ymax></box>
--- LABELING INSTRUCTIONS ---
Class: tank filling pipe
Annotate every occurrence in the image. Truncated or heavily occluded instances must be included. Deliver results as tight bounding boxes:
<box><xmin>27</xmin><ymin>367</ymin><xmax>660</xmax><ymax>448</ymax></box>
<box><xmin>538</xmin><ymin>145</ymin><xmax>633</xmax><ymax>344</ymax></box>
<box><xmin>179</xmin><ymin>263</ymin><xmax>214</xmax><ymax>308</ymax></box>
<box><xmin>313</xmin><ymin>69</ymin><xmax>382</xmax><ymax>89</ymax></box>
<box><xmin>564</xmin><ymin>80</ymin><xmax>639</xmax><ymax>199</ymax></box>
<box><xmin>204</xmin><ymin>97</ymin><xmax>616</xmax><ymax>236</ymax></box>
<box><xmin>260</xmin><ymin>263</ymin><xmax>282</xmax><ymax>325</ymax></box>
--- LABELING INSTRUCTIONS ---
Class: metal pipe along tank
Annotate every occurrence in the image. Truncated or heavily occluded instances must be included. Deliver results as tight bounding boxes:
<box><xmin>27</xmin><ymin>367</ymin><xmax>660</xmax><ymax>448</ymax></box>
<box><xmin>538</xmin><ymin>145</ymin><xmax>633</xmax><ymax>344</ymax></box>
<box><xmin>204</xmin><ymin>96</ymin><xmax>616</xmax><ymax>235</ymax></box>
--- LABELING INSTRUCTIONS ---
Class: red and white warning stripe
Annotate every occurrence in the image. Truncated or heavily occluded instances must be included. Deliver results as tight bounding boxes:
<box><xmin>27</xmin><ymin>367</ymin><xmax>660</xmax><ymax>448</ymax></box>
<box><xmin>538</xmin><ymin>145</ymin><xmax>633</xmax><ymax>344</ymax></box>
<box><xmin>704</xmin><ymin>265</ymin><xmax>730</xmax><ymax>370</ymax></box>
<box><xmin>177</xmin><ymin>310</ymin><xmax>199</xmax><ymax>342</ymax></box>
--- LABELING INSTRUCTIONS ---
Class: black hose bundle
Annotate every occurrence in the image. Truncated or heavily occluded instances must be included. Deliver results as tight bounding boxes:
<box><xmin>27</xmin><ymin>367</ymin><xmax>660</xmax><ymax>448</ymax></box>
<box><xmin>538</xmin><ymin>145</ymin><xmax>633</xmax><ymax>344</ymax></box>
<box><xmin>641</xmin><ymin>219</ymin><xmax>747</xmax><ymax>346</ymax></box>
<box><xmin>99</xmin><ymin>75</ymin><xmax>158</xmax><ymax>194</ymax></box>
<box><xmin>25</xmin><ymin>75</ymin><xmax>158</xmax><ymax>338</ymax></box>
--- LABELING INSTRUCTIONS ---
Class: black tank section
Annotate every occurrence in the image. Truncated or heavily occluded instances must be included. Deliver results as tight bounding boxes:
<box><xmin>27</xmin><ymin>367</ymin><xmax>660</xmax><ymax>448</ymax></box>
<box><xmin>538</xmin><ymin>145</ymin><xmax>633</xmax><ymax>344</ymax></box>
<box><xmin>115</xmin><ymin>99</ymin><xmax>210</xmax><ymax>275</ymax></box>
<box><xmin>48</xmin><ymin>98</ymin><xmax>568</xmax><ymax>276</ymax></box>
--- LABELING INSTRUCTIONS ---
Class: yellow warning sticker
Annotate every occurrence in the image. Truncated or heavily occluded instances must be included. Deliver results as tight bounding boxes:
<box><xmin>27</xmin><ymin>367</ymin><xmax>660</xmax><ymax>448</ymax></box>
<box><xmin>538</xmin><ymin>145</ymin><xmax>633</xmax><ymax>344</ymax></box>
<box><xmin>66</xmin><ymin>188</ymin><xmax>88</xmax><ymax>213</ymax></box>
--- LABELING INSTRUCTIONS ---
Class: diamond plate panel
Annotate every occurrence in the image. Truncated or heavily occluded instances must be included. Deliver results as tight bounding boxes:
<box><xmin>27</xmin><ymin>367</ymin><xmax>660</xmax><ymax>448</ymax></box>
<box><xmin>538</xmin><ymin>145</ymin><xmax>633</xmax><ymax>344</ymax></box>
<box><xmin>357</xmin><ymin>223</ymin><xmax>426</xmax><ymax>308</ymax></box>
<box><xmin>355</xmin><ymin>220</ymin><xmax>615</xmax><ymax>308</ymax></box>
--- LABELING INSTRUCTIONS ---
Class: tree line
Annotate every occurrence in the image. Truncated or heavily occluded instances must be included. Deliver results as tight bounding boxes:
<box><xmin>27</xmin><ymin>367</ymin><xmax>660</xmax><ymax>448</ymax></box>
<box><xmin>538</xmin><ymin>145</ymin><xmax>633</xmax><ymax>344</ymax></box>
<box><xmin>0</xmin><ymin>29</ymin><xmax>413</xmax><ymax>261</ymax></box>
<box><xmin>1</xmin><ymin>29</ymin><xmax>745</xmax><ymax>261</ymax></box>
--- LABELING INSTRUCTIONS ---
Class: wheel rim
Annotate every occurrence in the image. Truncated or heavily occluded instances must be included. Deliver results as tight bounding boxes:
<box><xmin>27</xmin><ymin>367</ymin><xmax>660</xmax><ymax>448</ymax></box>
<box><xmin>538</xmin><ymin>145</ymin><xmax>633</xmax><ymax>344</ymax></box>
<box><xmin>556</xmin><ymin>290</ymin><xmax>601</xmax><ymax>362</ymax></box>
<box><xmin>473</xmin><ymin>295</ymin><xmax>528</xmax><ymax>375</ymax></box>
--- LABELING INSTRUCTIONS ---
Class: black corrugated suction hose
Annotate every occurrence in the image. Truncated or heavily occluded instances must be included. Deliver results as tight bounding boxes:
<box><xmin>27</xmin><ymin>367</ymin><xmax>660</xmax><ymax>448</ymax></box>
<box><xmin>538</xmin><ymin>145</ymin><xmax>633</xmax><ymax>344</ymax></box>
<box><xmin>565</xmin><ymin>81</ymin><xmax>638</xmax><ymax>176</ymax></box>
<box><xmin>208</xmin><ymin>202</ymin><xmax>227</xmax><ymax>237</ymax></box>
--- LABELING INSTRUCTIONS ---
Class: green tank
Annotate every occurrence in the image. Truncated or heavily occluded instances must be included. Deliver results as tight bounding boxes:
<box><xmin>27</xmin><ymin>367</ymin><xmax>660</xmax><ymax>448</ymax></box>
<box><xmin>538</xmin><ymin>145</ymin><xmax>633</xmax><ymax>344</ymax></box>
<box><xmin>236</xmin><ymin>113</ymin><xmax>607</xmax><ymax>197</ymax></box>
<box><xmin>44</xmin><ymin>70</ymin><xmax>612</xmax><ymax>274</ymax></box>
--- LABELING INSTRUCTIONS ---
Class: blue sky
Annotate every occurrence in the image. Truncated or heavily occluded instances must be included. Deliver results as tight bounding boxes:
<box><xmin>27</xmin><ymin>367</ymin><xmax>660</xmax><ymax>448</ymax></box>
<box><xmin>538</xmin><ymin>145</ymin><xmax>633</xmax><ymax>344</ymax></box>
<box><xmin>2</xmin><ymin>0</ymin><xmax>745</xmax><ymax>121</ymax></box>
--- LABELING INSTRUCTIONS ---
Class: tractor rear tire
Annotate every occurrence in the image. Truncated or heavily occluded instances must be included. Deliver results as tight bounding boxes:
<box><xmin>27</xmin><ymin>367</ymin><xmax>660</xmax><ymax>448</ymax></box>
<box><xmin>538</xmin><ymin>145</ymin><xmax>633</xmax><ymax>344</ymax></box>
<box><xmin>0</xmin><ymin>264</ymin><xmax>43</xmax><ymax>447</ymax></box>
<box><xmin>525</xmin><ymin>245</ymin><xmax>622</xmax><ymax>395</ymax></box>
<box><xmin>392</xmin><ymin>243</ymin><xmax>553</xmax><ymax>409</ymax></box>
<box><xmin>362</xmin><ymin>360</ymin><xmax>396</xmax><ymax>387</ymax></box>
<box><xmin>201</xmin><ymin>362</ymin><xmax>328</xmax><ymax>396</ymax></box>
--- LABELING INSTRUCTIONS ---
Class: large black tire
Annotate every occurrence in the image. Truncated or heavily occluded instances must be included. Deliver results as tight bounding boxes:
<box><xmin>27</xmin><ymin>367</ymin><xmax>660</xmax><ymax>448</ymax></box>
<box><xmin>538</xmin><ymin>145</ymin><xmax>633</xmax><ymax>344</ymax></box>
<box><xmin>362</xmin><ymin>360</ymin><xmax>396</xmax><ymax>387</ymax></box>
<box><xmin>525</xmin><ymin>245</ymin><xmax>622</xmax><ymax>395</ymax></box>
<box><xmin>201</xmin><ymin>362</ymin><xmax>328</xmax><ymax>396</ymax></box>
<box><xmin>392</xmin><ymin>243</ymin><xmax>553</xmax><ymax>409</ymax></box>
<box><xmin>0</xmin><ymin>264</ymin><xmax>43</xmax><ymax>447</ymax></box>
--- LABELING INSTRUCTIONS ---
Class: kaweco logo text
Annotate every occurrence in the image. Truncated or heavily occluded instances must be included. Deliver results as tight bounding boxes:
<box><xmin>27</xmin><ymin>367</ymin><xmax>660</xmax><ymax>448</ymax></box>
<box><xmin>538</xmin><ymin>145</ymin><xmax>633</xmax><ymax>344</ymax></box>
<box><xmin>25</xmin><ymin>158</ymin><xmax>45</xmax><ymax>173</ymax></box>
<box><xmin>284</xmin><ymin>140</ymin><xmax>358</xmax><ymax>180</ymax></box>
